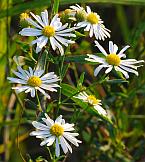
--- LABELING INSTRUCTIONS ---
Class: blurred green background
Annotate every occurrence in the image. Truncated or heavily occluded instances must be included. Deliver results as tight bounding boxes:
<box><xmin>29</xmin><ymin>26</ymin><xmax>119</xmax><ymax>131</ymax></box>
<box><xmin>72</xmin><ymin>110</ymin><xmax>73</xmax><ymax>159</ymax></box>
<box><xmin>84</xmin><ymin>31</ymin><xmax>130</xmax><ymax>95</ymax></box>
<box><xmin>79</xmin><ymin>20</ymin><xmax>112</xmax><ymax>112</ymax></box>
<box><xmin>0</xmin><ymin>0</ymin><xmax>145</xmax><ymax>162</ymax></box>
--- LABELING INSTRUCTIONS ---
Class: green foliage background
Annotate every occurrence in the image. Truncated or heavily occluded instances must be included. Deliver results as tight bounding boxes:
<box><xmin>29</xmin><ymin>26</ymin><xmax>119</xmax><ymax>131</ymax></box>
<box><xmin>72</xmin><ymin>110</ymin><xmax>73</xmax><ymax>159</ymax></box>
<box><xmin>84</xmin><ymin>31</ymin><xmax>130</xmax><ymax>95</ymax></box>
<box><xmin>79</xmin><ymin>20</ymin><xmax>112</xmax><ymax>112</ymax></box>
<box><xmin>0</xmin><ymin>0</ymin><xmax>145</xmax><ymax>162</ymax></box>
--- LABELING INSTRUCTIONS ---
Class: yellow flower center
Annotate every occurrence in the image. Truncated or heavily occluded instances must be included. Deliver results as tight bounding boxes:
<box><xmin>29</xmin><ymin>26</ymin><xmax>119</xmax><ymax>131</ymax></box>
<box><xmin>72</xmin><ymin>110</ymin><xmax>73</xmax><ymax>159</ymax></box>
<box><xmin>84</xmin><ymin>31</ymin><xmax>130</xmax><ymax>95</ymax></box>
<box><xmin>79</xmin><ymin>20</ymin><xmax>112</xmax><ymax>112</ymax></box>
<box><xmin>42</xmin><ymin>25</ymin><xmax>55</xmax><ymax>37</ymax></box>
<box><xmin>106</xmin><ymin>53</ymin><xmax>121</xmax><ymax>66</ymax></box>
<box><xmin>20</xmin><ymin>13</ymin><xmax>29</xmax><ymax>20</ymax></box>
<box><xmin>50</xmin><ymin>124</ymin><xmax>64</xmax><ymax>137</ymax></box>
<box><xmin>87</xmin><ymin>12</ymin><xmax>99</xmax><ymax>24</ymax></box>
<box><xmin>27</xmin><ymin>76</ymin><xmax>42</xmax><ymax>87</ymax></box>
<box><xmin>64</xmin><ymin>9</ymin><xmax>72</xmax><ymax>14</ymax></box>
<box><xmin>87</xmin><ymin>95</ymin><xmax>99</xmax><ymax>105</ymax></box>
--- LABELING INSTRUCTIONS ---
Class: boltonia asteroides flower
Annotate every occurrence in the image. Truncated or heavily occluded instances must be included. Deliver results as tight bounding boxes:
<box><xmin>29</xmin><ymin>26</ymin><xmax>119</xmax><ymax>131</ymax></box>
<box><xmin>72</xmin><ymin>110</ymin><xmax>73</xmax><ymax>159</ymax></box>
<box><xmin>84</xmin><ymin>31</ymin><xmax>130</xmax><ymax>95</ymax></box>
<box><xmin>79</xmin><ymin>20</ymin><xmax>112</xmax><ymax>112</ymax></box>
<box><xmin>30</xmin><ymin>114</ymin><xmax>82</xmax><ymax>157</ymax></box>
<box><xmin>85</xmin><ymin>41</ymin><xmax>144</xmax><ymax>79</ymax></box>
<box><xmin>74</xmin><ymin>92</ymin><xmax>107</xmax><ymax>116</ymax></box>
<box><xmin>19</xmin><ymin>10</ymin><xmax>76</xmax><ymax>55</ymax></box>
<box><xmin>71</xmin><ymin>4</ymin><xmax>110</xmax><ymax>40</ymax></box>
<box><xmin>7</xmin><ymin>66</ymin><xmax>60</xmax><ymax>99</ymax></box>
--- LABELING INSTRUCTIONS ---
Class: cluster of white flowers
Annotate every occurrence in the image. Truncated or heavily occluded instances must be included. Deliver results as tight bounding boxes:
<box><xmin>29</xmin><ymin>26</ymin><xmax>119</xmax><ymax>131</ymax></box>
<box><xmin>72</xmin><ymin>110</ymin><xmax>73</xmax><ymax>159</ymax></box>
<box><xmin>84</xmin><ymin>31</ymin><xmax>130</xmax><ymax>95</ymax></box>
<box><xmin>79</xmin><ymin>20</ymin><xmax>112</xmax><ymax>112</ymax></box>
<box><xmin>7</xmin><ymin>3</ymin><xmax>144</xmax><ymax>159</ymax></box>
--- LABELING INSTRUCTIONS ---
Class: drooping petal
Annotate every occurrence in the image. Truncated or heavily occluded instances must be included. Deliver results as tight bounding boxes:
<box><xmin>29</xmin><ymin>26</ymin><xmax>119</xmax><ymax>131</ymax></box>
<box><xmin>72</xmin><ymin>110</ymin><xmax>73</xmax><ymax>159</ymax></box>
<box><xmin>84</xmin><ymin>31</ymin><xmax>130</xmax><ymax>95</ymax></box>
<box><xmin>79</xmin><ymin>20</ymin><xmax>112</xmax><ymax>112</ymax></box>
<box><xmin>55</xmin><ymin>138</ymin><xmax>60</xmax><ymax>157</ymax></box>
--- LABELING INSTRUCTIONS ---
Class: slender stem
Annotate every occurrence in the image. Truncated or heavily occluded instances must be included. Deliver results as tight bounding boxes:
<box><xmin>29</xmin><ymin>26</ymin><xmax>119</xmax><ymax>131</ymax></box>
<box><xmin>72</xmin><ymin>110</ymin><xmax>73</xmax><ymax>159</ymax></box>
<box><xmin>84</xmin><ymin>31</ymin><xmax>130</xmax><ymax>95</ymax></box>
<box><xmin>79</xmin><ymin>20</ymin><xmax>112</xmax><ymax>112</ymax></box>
<box><xmin>47</xmin><ymin>147</ymin><xmax>53</xmax><ymax>160</ymax></box>
<box><xmin>57</xmin><ymin>55</ymin><xmax>65</xmax><ymax>115</ymax></box>
<box><xmin>36</xmin><ymin>90</ymin><xmax>43</xmax><ymax>112</ymax></box>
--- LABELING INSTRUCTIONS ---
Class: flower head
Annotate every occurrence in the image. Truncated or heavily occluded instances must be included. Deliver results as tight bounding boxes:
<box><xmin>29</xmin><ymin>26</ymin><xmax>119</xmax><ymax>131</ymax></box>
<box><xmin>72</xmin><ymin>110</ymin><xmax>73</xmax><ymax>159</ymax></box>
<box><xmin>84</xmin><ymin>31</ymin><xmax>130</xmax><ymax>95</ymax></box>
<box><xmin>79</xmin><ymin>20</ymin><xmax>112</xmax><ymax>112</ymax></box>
<box><xmin>20</xmin><ymin>13</ymin><xmax>29</xmax><ymax>20</ymax></box>
<box><xmin>7</xmin><ymin>66</ymin><xmax>60</xmax><ymax>99</ymax></box>
<box><xmin>74</xmin><ymin>92</ymin><xmax>107</xmax><ymax>116</ymax></box>
<box><xmin>85</xmin><ymin>41</ymin><xmax>144</xmax><ymax>78</ymax></box>
<box><xmin>71</xmin><ymin>5</ymin><xmax>110</xmax><ymax>40</ymax></box>
<box><xmin>19</xmin><ymin>10</ymin><xmax>76</xmax><ymax>55</ymax></box>
<box><xmin>30</xmin><ymin>114</ymin><xmax>82</xmax><ymax>157</ymax></box>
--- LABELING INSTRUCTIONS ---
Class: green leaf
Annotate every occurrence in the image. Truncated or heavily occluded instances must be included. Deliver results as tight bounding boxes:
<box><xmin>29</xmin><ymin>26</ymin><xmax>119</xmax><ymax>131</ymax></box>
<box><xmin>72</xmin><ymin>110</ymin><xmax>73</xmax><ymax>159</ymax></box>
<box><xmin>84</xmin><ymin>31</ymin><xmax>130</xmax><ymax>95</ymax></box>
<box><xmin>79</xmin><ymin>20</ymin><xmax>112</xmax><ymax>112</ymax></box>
<box><xmin>106</xmin><ymin>79</ymin><xmax>129</xmax><ymax>84</ymax></box>
<box><xmin>129</xmin><ymin>21</ymin><xmax>145</xmax><ymax>47</ymax></box>
<box><xmin>36</xmin><ymin>49</ymin><xmax>48</xmax><ymax>70</ymax></box>
<box><xmin>65</xmin><ymin>55</ymin><xmax>87</xmax><ymax>64</ymax></box>
<box><xmin>1</xmin><ymin>0</ymin><xmax>145</xmax><ymax>19</ymax></box>
<box><xmin>61</xmin><ymin>63</ymin><xmax>70</xmax><ymax>79</ymax></box>
<box><xmin>77</xmin><ymin>72</ymin><xmax>85</xmax><ymax>89</ymax></box>
<box><xmin>53</xmin><ymin>0</ymin><xmax>59</xmax><ymax>14</ymax></box>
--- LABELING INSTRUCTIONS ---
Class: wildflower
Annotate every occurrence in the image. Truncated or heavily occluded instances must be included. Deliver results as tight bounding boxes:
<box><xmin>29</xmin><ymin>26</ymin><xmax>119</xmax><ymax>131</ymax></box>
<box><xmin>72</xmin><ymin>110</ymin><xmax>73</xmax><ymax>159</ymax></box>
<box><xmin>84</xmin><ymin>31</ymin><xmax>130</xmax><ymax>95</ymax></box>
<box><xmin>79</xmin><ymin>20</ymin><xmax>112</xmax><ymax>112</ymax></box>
<box><xmin>20</xmin><ymin>12</ymin><xmax>29</xmax><ymax>20</ymax></box>
<box><xmin>85</xmin><ymin>41</ymin><xmax>144</xmax><ymax>78</ymax></box>
<box><xmin>19</xmin><ymin>10</ymin><xmax>76</xmax><ymax>55</ymax></box>
<box><xmin>30</xmin><ymin>114</ymin><xmax>82</xmax><ymax>157</ymax></box>
<box><xmin>74</xmin><ymin>92</ymin><xmax>107</xmax><ymax>116</ymax></box>
<box><xmin>71</xmin><ymin>4</ymin><xmax>110</xmax><ymax>40</ymax></box>
<box><xmin>7</xmin><ymin>66</ymin><xmax>60</xmax><ymax>99</ymax></box>
<box><xmin>20</xmin><ymin>12</ymin><xmax>30</xmax><ymax>27</ymax></box>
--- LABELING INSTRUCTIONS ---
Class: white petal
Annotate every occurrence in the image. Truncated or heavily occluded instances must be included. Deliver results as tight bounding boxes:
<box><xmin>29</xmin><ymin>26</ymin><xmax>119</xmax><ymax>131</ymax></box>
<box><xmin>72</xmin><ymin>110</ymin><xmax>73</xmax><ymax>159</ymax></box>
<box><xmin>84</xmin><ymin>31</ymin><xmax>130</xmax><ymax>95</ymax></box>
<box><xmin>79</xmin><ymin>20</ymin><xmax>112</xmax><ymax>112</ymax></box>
<box><xmin>40</xmin><ymin>72</ymin><xmax>56</xmax><ymax>80</ymax></box>
<box><xmin>56</xmin><ymin>33</ymin><xmax>76</xmax><ymax>37</ymax></box>
<box><xmin>30</xmin><ymin>12</ymin><xmax>45</xmax><ymax>27</ymax></box>
<box><xmin>105</xmin><ymin>66</ymin><xmax>113</xmax><ymax>74</ymax></box>
<box><xmin>7</xmin><ymin>77</ymin><xmax>27</xmax><ymax>84</ymax></box>
<box><xmin>94</xmin><ymin>105</ymin><xmax>107</xmax><ymax>116</ymax></box>
<box><xmin>12</xmin><ymin>86</ymin><xmax>29</xmax><ymax>93</ymax></box>
<box><xmin>19</xmin><ymin>28</ymin><xmax>42</xmax><ymax>36</ymax></box>
<box><xmin>12</xmin><ymin>70</ymin><xmax>28</xmax><ymax>80</ymax></box>
<box><xmin>84</xmin><ymin>24</ymin><xmax>91</xmax><ymax>32</ymax></box>
<box><xmin>40</xmin><ymin>84</ymin><xmax>58</xmax><ymax>92</ymax></box>
<box><xmin>94</xmin><ymin>65</ymin><xmax>106</xmax><ymax>76</ymax></box>
<box><xmin>89</xmin><ymin>26</ymin><xmax>94</xmax><ymax>37</ymax></box>
<box><xmin>95</xmin><ymin>41</ymin><xmax>108</xmax><ymax>56</ymax></box>
<box><xmin>113</xmin><ymin>44</ymin><xmax>118</xmax><ymax>54</ymax></box>
<box><xmin>34</xmin><ymin>70</ymin><xmax>44</xmax><ymax>77</ymax></box>
<box><xmin>119</xmin><ymin>65</ymin><xmax>138</xmax><ymax>76</ymax></box>
<box><xmin>29</xmin><ymin>67</ymin><xmax>34</xmax><ymax>76</ymax></box>
<box><xmin>36</xmin><ymin>46</ymin><xmax>42</xmax><ymax>53</ymax></box>
<box><xmin>32</xmin><ymin>121</ymin><xmax>49</xmax><ymax>130</ymax></box>
<box><xmin>26</xmin><ymin>18</ymin><xmax>42</xmax><ymax>29</ymax></box>
<box><xmin>86</xmin><ymin>6</ymin><xmax>91</xmax><ymax>14</ymax></box>
<box><xmin>17</xmin><ymin>66</ymin><xmax>28</xmax><ymax>78</ymax></box>
<box><xmin>60</xmin><ymin>136</ymin><xmax>68</xmax><ymax>154</ymax></box>
<box><xmin>37</xmin><ymin>36</ymin><xmax>48</xmax><ymax>48</ymax></box>
<box><xmin>40</xmin><ymin>136</ymin><xmax>55</xmax><ymax>146</ymax></box>
<box><xmin>30</xmin><ymin>88</ymin><xmax>35</xmax><ymax>97</ymax></box>
<box><xmin>50</xmin><ymin>14</ymin><xmax>59</xmax><ymax>27</ymax></box>
<box><xmin>55</xmin><ymin>115</ymin><xmax>63</xmax><ymax>124</ymax></box>
<box><xmin>41</xmin><ymin>10</ymin><xmax>48</xmax><ymax>26</ymax></box>
<box><xmin>31</xmin><ymin>36</ymin><xmax>44</xmax><ymax>45</ymax></box>
<box><xmin>50</xmin><ymin>37</ymin><xmax>64</xmax><ymax>55</ymax></box>
<box><xmin>36</xmin><ymin>87</ymin><xmax>51</xmax><ymax>99</ymax></box>
<box><xmin>114</xmin><ymin>66</ymin><xmax>129</xmax><ymax>79</ymax></box>
<box><xmin>56</xmin><ymin>27</ymin><xmax>75</xmax><ymax>34</ymax></box>
<box><xmin>30</xmin><ymin>130</ymin><xmax>50</xmax><ymax>136</ymax></box>
<box><xmin>61</xmin><ymin>136</ymin><xmax>72</xmax><ymax>153</ymax></box>
<box><xmin>63</xmin><ymin>133</ymin><xmax>82</xmax><ymax>147</ymax></box>
<box><xmin>118</xmin><ymin>45</ymin><xmax>130</xmax><ymax>56</ymax></box>
<box><xmin>109</xmin><ymin>41</ymin><xmax>114</xmax><ymax>53</ymax></box>
<box><xmin>45</xmin><ymin>113</ymin><xmax>54</xmax><ymax>125</ymax></box>
<box><xmin>56</xmin><ymin>23</ymin><xmax>68</xmax><ymax>31</ymax></box>
<box><xmin>55</xmin><ymin>138</ymin><xmax>60</xmax><ymax>157</ymax></box>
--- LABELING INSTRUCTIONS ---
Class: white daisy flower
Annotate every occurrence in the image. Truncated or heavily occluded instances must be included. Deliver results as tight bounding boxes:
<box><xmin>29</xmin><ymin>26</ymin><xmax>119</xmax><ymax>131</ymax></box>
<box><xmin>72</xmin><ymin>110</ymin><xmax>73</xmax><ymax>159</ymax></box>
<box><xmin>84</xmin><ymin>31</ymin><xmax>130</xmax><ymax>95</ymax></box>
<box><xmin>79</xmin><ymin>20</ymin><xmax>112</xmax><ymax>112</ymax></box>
<box><xmin>19</xmin><ymin>10</ymin><xmax>76</xmax><ymax>55</ymax></box>
<box><xmin>70</xmin><ymin>4</ymin><xmax>84</xmax><ymax>13</ymax></box>
<box><xmin>72</xmin><ymin>5</ymin><xmax>110</xmax><ymax>40</ymax></box>
<box><xmin>74</xmin><ymin>92</ymin><xmax>107</xmax><ymax>116</ymax></box>
<box><xmin>7</xmin><ymin>66</ymin><xmax>60</xmax><ymax>99</ymax></box>
<box><xmin>30</xmin><ymin>114</ymin><xmax>82</xmax><ymax>157</ymax></box>
<box><xmin>85</xmin><ymin>41</ymin><xmax>144</xmax><ymax>79</ymax></box>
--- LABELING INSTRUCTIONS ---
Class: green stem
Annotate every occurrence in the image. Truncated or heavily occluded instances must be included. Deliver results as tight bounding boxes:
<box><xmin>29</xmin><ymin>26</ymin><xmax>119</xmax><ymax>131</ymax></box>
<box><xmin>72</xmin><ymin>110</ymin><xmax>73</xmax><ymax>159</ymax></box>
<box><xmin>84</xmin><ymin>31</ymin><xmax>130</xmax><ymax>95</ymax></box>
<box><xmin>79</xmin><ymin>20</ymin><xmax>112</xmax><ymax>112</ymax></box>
<box><xmin>47</xmin><ymin>147</ymin><xmax>53</xmax><ymax>160</ymax></box>
<box><xmin>36</xmin><ymin>90</ymin><xmax>43</xmax><ymax>112</ymax></box>
<box><xmin>57</xmin><ymin>55</ymin><xmax>65</xmax><ymax>115</ymax></box>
